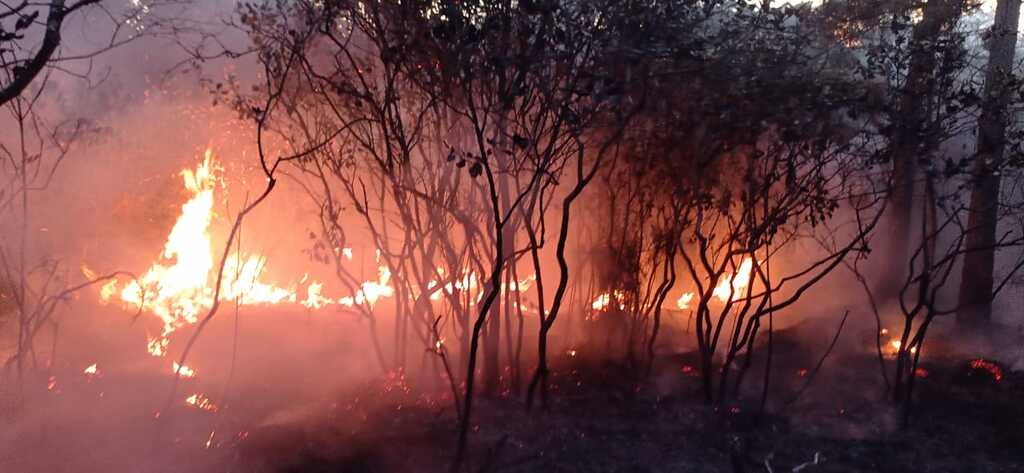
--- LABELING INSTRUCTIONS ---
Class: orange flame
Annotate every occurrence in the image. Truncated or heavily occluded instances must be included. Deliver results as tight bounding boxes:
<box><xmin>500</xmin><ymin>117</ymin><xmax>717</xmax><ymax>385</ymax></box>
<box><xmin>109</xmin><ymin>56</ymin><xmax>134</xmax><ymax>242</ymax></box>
<box><xmin>301</xmin><ymin>281</ymin><xmax>332</xmax><ymax>309</ymax></box>
<box><xmin>185</xmin><ymin>393</ymin><xmax>218</xmax><ymax>412</ymax></box>
<box><xmin>591</xmin><ymin>290</ymin><xmax>626</xmax><ymax>311</ymax></box>
<box><xmin>713</xmin><ymin>257</ymin><xmax>755</xmax><ymax>303</ymax></box>
<box><xmin>173</xmin><ymin>361</ymin><xmax>196</xmax><ymax>378</ymax></box>
<box><xmin>90</xmin><ymin>150</ymin><xmax>396</xmax><ymax>363</ymax></box>
<box><xmin>676</xmin><ymin>292</ymin><xmax>695</xmax><ymax>310</ymax></box>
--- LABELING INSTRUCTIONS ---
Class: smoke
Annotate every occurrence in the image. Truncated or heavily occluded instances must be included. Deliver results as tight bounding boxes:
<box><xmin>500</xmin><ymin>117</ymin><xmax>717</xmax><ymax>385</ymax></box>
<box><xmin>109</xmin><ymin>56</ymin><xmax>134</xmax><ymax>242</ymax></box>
<box><xmin>4</xmin><ymin>2</ymin><xmax>1024</xmax><ymax>472</ymax></box>
<box><xmin>0</xmin><ymin>3</ymin><xmax>374</xmax><ymax>471</ymax></box>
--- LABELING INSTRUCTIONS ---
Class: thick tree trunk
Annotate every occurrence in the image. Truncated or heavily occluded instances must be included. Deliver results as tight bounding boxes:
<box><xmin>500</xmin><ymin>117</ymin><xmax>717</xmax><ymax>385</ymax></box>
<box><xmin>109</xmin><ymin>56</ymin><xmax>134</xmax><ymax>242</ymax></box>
<box><xmin>957</xmin><ymin>0</ymin><xmax>1021</xmax><ymax>325</ymax></box>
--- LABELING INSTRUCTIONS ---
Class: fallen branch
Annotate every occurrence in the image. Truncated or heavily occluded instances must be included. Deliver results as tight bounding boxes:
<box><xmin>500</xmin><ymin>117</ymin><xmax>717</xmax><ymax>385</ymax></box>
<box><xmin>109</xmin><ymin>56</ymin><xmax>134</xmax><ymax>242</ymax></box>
<box><xmin>791</xmin><ymin>452</ymin><xmax>822</xmax><ymax>472</ymax></box>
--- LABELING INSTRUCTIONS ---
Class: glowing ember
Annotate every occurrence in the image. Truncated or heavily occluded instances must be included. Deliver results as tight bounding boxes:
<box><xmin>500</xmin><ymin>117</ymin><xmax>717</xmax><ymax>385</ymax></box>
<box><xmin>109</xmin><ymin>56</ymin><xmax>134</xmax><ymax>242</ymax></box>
<box><xmin>889</xmin><ymin>339</ymin><xmax>918</xmax><ymax>356</ymax></box>
<box><xmin>968</xmin><ymin>359</ymin><xmax>1004</xmax><ymax>382</ymax></box>
<box><xmin>185</xmin><ymin>393</ymin><xmax>218</xmax><ymax>412</ymax></box>
<box><xmin>173</xmin><ymin>361</ymin><xmax>196</xmax><ymax>378</ymax></box>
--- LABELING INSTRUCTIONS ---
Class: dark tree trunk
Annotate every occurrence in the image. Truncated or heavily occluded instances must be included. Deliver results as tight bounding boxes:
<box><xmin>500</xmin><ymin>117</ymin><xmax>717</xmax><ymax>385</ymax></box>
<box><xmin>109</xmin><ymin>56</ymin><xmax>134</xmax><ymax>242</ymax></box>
<box><xmin>884</xmin><ymin>0</ymin><xmax>965</xmax><ymax>297</ymax></box>
<box><xmin>957</xmin><ymin>0</ymin><xmax>1021</xmax><ymax>325</ymax></box>
<box><xmin>483</xmin><ymin>127</ymin><xmax>516</xmax><ymax>396</ymax></box>
<box><xmin>483</xmin><ymin>293</ymin><xmax>502</xmax><ymax>396</ymax></box>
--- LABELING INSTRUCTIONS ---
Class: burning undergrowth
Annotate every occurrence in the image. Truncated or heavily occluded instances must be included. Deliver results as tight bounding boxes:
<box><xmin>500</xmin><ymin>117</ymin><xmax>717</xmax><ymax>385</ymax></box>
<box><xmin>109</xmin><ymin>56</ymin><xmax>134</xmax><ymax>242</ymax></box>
<box><xmin>2</xmin><ymin>146</ymin><xmax>1022</xmax><ymax>471</ymax></box>
<box><xmin>2</xmin><ymin>262</ymin><xmax>1023</xmax><ymax>473</ymax></box>
<box><xmin>5</xmin><ymin>0</ymin><xmax>1024</xmax><ymax>471</ymax></box>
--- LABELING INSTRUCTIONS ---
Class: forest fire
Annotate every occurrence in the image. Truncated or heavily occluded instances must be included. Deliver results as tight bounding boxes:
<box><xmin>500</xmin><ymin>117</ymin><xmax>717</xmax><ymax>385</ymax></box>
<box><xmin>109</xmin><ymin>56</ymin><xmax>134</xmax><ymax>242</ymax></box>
<box><xmin>185</xmin><ymin>393</ymin><xmax>218</xmax><ymax>412</ymax></box>
<box><xmin>300</xmin><ymin>281</ymin><xmax>331</xmax><ymax>309</ymax></box>
<box><xmin>348</xmin><ymin>265</ymin><xmax>394</xmax><ymax>308</ymax></box>
<box><xmin>712</xmin><ymin>257</ymin><xmax>756</xmax><ymax>303</ymax></box>
<box><xmin>676</xmin><ymin>292</ymin><xmax>695</xmax><ymax>310</ymax></box>
<box><xmin>172</xmin><ymin>361</ymin><xmax>196</xmax><ymax>379</ymax></box>
<box><xmin>887</xmin><ymin>339</ymin><xmax>917</xmax><ymax>356</ymax></box>
<box><xmin>876</xmin><ymin>328</ymin><xmax>922</xmax><ymax>360</ymax></box>
<box><xmin>968</xmin><ymin>359</ymin><xmax>1004</xmax><ymax>382</ymax></box>
<box><xmin>591</xmin><ymin>290</ymin><xmax>626</xmax><ymax>311</ymax></box>
<box><xmin>4</xmin><ymin>0</ymin><xmax>1024</xmax><ymax>472</ymax></box>
<box><xmin>428</xmin><ymin>271</ymin><xmax>478</xmax><ymax>301</ymax></box>
<box><xmin>88</xmin><ymin>151</ymin><xmax>396</xmax><ymax>360</ymax></box>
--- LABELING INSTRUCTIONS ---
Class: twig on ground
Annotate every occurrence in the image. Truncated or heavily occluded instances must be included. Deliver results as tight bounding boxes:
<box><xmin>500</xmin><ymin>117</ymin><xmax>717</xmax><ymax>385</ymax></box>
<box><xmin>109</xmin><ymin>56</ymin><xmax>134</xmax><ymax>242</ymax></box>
<box><xmin>791</xmin><ymin>452</ymin><xmax>822</xmax><ymax>472</ymax></box>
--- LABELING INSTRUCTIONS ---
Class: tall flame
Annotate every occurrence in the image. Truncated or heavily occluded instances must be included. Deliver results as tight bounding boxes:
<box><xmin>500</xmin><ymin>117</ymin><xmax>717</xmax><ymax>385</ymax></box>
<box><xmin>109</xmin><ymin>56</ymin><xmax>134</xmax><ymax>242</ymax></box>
<box><xmin>713</xmin><ymin>257</ymin><xmax>755</xmax><ymax>303</ymax></box>
<box><xmin>120</xmin><ymin>151</ymin><xmax>219</xmax><ymax>355</ymax></box>
<box><xmin>93</xmin><ymin>150</ymin><xmax>358</xmax><ymax>357</ymax></box>
<box><xmin>88</xmin><ymin>150</ymin><xmax>400</xmax><ymax>366</ymax></box>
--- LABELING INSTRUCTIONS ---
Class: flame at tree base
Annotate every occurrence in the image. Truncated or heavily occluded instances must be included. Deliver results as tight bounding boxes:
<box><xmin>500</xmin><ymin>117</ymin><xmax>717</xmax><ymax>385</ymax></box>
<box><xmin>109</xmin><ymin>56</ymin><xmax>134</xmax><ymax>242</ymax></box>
<box><xmin>86</xmin><ymin>150</ymin><xmax>393</xmax><ymax>362</ymax></box>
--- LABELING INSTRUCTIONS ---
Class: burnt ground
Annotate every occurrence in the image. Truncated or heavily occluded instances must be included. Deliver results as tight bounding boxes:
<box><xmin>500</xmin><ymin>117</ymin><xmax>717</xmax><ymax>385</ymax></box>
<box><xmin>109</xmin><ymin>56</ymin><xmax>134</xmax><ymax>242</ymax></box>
<box><xmin>3</xmin><ymin>315</ymin><xmax>1022</xmax><ymax>473</ymax></box>
<box><xmin>228</xmin><ymin>337</ymin><xmax>1024</xmax><ymax>473</ymax></box>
